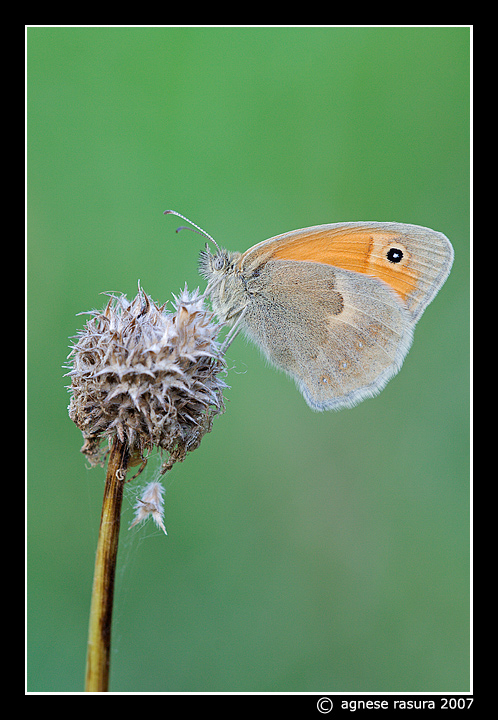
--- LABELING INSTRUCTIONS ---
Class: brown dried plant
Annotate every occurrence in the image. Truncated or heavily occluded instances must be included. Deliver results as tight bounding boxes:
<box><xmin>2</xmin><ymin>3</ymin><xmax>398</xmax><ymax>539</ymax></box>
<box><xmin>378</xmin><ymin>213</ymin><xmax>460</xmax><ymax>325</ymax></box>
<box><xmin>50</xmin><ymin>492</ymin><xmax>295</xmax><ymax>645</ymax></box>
<box><xmin>67</xmin><ymin>284</ymin><xmax>227</xmax><ymax>474</ymax></box>
<box><xmin>66</xmin><ymin>284</ymin><xmax>227</xmax><ymax>691</ymax></box>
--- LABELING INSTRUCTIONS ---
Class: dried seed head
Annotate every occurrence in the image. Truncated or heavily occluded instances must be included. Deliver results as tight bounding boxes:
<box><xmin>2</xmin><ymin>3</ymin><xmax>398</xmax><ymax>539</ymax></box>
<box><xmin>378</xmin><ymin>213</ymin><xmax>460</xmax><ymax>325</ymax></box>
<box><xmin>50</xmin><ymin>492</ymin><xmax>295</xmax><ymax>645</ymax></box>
<box><xmin>66</xmin><ymin>285</ymin><xmax>227</xmax><ymax>473</ymax></box>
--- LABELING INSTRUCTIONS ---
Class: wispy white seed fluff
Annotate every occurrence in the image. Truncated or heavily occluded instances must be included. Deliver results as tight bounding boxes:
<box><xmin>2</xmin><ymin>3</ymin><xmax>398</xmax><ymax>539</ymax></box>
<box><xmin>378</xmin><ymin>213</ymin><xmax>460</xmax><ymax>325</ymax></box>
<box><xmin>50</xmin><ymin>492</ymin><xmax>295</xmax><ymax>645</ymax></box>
<box><xmin>66</xmin><ymin>284</ymin><xmax>227</xmax><ymax>473</ymax></box>
<box><xmin>129</xmin><ymin>482</ymin><xmax>167</xmax><ymax>534</ymax></box>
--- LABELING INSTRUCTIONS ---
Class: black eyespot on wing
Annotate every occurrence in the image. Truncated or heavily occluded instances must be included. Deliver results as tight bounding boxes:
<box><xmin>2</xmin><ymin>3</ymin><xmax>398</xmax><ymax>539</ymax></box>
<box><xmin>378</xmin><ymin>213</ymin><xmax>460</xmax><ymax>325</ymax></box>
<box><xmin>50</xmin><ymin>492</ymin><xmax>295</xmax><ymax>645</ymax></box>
<box><xmin>386</xmin><ymin>247</ymin><xmax>403</xmax><ymax>264</ymax></box>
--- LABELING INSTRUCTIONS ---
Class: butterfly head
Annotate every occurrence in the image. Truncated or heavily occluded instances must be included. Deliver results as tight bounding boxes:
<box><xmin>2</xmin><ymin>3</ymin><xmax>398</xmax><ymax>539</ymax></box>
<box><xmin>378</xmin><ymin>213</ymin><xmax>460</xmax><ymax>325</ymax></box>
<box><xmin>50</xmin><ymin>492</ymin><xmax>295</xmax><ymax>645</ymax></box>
<box><xmin>199</xmin><ymin>244</ymin><xmax>241</xmax><ymax>282</ymax></box>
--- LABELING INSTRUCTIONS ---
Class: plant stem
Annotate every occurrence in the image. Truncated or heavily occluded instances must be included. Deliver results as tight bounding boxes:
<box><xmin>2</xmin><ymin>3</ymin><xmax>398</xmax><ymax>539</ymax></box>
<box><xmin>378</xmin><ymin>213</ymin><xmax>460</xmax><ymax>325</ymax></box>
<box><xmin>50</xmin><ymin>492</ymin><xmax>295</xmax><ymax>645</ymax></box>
<box><xmin>85</xmin><ymin>437</ymin><xmax>129</xmax><ymax>692</ymax></box>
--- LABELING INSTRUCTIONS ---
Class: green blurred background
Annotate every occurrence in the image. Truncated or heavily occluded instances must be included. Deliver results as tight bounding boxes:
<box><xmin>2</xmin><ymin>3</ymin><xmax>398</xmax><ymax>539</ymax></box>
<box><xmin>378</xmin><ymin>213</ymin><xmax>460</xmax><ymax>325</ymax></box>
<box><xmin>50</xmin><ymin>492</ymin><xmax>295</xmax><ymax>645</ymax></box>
<box><xmin>27</xmin><ymin>27</ymin><xmax>470</xmax><ymax>693</ymax></box>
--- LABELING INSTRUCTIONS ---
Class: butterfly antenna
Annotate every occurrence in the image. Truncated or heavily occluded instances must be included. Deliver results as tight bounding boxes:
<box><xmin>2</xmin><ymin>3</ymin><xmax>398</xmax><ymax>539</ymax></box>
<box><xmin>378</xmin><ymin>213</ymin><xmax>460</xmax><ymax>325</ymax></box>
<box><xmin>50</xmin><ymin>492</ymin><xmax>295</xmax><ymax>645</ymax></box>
<box><xmin>164</xmin><ymin>210</ymin><xmax>221</xmax><ymax>252</ymax></box>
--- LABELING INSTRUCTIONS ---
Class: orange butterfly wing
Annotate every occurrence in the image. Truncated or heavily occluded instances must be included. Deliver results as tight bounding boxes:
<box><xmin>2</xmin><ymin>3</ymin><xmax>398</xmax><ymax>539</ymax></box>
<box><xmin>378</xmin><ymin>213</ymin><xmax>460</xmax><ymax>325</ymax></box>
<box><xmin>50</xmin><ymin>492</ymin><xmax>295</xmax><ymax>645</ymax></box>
<box><xmin>240</xmin><ymin>222</ymin><xmax>453</xmax><ymax>321</ymax></box>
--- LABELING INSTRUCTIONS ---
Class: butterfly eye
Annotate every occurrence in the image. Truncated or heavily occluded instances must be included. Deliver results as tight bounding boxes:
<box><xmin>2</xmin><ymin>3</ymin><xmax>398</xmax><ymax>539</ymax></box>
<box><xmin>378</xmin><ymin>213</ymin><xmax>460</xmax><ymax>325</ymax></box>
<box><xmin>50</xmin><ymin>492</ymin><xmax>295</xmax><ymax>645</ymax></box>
<box><xmin>213</xmin><ymin>254</ymin><xmax>225</xmax><ymax>271</ymax></box>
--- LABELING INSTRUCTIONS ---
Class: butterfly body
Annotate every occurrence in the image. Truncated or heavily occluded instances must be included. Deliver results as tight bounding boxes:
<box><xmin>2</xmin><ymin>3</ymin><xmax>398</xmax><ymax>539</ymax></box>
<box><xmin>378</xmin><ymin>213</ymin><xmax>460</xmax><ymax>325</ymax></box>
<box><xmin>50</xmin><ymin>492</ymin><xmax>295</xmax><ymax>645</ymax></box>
<box><xmin>173</xmin><ymin>212</ymin><xmax>453</xmax><ymax>411</ymax></box>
